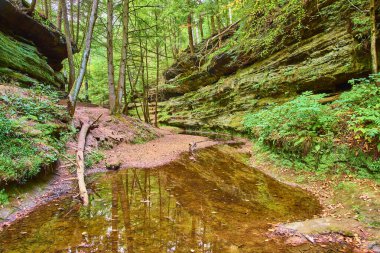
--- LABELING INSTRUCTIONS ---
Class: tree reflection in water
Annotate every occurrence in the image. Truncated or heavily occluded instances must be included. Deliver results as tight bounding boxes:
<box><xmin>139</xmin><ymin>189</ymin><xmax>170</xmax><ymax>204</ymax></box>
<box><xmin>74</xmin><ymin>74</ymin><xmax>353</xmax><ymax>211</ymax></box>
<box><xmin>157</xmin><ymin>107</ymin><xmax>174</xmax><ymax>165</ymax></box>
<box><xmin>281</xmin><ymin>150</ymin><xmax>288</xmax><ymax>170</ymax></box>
<box><xmin>0</xmin><ymin>147</ymin><xmax>352</xmax><ymax>253</ymax></box>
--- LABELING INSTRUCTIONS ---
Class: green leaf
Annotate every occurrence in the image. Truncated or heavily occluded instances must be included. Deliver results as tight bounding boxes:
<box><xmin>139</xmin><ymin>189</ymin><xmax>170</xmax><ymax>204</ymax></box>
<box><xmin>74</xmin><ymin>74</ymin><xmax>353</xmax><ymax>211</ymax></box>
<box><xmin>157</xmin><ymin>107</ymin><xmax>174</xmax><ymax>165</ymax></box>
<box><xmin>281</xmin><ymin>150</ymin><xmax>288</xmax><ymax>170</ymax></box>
<box><xmin>294</xmin><ymin>137</ymin><xmax>305</xmax><ymax>147</ymax></box>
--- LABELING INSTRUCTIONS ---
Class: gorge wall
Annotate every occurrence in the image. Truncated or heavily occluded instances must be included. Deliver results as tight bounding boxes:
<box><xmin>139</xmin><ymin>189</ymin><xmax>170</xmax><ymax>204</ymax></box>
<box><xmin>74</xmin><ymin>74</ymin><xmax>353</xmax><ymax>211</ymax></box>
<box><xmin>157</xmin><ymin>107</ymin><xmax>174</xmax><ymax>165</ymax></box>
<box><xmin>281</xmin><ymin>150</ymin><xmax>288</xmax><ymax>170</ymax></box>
<box><xmin>0</xmin><ymin>0</ymin><xmax>71</xmax><ymax>88</ymax></box>
<box><xmin>0</xmin><ymin>0</ymin><xmax>72</xmax><ymax>185</ymax></box>
<box><xmin>158</xmin><ymin>0</ymin><xmax>376</xmax><ymax>132</ymax></box>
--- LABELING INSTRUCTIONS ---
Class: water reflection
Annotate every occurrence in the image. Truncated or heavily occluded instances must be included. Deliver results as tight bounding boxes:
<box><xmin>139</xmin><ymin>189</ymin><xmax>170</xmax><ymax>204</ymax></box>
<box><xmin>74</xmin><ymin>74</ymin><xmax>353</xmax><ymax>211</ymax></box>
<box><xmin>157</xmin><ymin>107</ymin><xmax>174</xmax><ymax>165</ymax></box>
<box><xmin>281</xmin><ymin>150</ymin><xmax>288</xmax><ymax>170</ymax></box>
<box><xmin>0</xmin><ymin>147</ymin><xmax>351</xmax><ymax>252</ymax></box>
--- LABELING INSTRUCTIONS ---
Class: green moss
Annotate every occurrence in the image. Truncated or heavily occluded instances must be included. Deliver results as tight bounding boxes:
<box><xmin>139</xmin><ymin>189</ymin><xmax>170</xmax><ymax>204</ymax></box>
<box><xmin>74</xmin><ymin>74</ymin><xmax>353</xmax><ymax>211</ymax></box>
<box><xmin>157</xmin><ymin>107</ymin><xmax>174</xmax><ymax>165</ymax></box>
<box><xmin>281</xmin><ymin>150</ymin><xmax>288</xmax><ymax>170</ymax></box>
<box><xmin>0</xmin><ymin>85</ymin><xmax>70</xmax><ymax>184</ymax></box>
<box><xmin>0</xmin><ymin>32</ymin><xmax>64</xmax><ymax>87</ymax></box>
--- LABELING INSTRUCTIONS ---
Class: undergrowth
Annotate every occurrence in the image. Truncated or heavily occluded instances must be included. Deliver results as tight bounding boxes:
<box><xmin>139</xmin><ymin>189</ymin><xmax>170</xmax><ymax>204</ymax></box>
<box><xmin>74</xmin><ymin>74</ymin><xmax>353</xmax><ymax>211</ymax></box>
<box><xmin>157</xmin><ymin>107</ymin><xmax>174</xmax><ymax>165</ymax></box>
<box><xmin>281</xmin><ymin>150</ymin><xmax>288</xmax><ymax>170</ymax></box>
<box><xmin>0</xmin><ymin>84</ymin><xmax>70</xmax><ymax>184</ymax></box>
<box><xmin>244</xmin><ymin>74</ymin><xmax>380</xmax><ymax>180</ymax></box>
<box><xmin>85</xmin><ymin>150</ymin><xmax>105</xmax><ymax>168</ymax></box>
<box><xmin>0</xmin><ymin>189</ymin><xmax>9</xmax><ymax>205</ymax></box>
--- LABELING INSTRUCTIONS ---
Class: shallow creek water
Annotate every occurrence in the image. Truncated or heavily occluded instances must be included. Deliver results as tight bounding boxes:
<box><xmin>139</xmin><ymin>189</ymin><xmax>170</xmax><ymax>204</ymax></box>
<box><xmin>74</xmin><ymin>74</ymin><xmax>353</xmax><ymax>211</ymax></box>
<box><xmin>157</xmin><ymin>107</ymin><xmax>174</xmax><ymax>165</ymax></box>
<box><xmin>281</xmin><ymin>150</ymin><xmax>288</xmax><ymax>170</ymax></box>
<box><xmin>0</xmin><ymin>146</ymin><xmax>352</xmax><ymax>252</ymax></box>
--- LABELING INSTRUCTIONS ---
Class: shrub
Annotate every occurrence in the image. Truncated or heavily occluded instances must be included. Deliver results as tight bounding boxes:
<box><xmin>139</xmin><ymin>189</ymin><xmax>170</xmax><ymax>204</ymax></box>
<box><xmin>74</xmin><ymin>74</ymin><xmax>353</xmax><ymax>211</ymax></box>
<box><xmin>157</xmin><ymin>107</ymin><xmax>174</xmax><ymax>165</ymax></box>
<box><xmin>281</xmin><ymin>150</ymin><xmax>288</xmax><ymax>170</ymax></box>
<box><xmin>244</xmin><ymin>75</ymin><xmax>380</xmax><ymax>178</ymax></box>
<box><xmin>244</xmin><ymin>92</ymin><xmax>337</xmax><ymax>157</ymax></box>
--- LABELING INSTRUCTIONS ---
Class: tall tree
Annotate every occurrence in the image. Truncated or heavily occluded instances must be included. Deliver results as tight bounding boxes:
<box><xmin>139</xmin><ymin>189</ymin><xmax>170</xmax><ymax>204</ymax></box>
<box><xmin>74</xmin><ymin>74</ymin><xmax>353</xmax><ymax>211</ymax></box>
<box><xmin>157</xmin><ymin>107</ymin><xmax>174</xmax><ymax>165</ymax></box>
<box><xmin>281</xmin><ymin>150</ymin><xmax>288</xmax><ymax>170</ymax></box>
<box><xmin>61</xmin><ymin>0</ymin><xmax>75</xmax><ymax>92</ymax></box>
<box><xmin>187</xmin><ymin>0</ymin><xmax>195</xmax><ymax>55</ymax></box>
<box><xmin>370</xmin><ymin>0</ymin><xmax>378</xmax><ymax>74</ymax></box>
<box><xmin>68</xmin><ymin>0</ymin><xmax>99</xmax><ymax>115</ymax></box>
<box><xmin>75</xmin><ymin>0</ymin><xmax>81</xmax><ymax>45</ymax></box>
<box><xmin>198</xmin><ymin>14</ymin><xmax>204</xmax><ymax>40</ymax></box>
<box><xmin>107</xmin><ymin>0</ymin><xmax>116</xmax><ymax>113</ymax></box>
<box><xmin>154</xmin><ymin>9</ymin><xmax>160</xmax><ymax>127</ymax></box>
<box><xmin>115</xmin><ymin>0</ymin><xmax>130</xmax><ymax>114</ymax></box>
<box><xmin>210</xmin><ymin>15</ymin><xmax>216</xmax><ymax>35</ymax></box>
<box><xmin>69</xmin><ymin>0</ymin><xmax>75</xmax><ymax>41</ymax></box>
<box><xmin>57</xmin><ymin>0</ymin><xmax>62</xmax><ymax>31</ymax></box>
<box><xmin>43</xmin><ymin>0</ymin><xmax>49</xmax><ymax>19</ymax></box>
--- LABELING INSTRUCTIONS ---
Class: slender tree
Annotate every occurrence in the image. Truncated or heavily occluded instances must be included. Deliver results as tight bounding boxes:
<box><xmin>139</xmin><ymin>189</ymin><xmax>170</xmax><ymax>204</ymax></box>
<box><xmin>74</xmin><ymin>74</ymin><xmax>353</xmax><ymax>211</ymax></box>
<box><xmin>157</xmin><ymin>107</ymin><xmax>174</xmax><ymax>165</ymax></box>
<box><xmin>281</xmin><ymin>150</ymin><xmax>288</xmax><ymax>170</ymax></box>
<box><xmin>370</xmin><ymin>0</ymin><xmax>378</xmax><ymax>74</ymax></box>
<box><xmin>61</xmin><ymin>0</ymin><xmax>75</xmax><ymax>92</ymax></box>
<box><xmin>154</xmin><ymin>9</ymin><xmax>160</xmax><ymax>127</ymax></box>
<box><xmin>57</xmin><ymin>0</ymin><xmax>62</xmax><ymax>31</ymax></box>
<box><xmin>210</xmin><ymin>15</ymin><xmax>216</xmax><ymax>35</ymax></box>
<box><xmin>75</xmin><ymin>0</ymin><xmax>81</xmax><ymax>45</ymax></box>
<box><xmin>198</xmin><ymin>14</ymin><xmax>204</xmax><ymax>40</ymax></box>
<box><xmin>107</xmin><ymin>0</ymin><xmax>116</xmax><ymax>113</ymax></box>
<box><xmin>115</xmin><ymin>0</ymin><xmax>130</xmax><ymax>114</ymax></box>
<box><xmin>68</xmin><ymin>0</ymin><xmax>99</xmax><ymax>115</ymax></box>
<box><xmin>43</xmin><ymin>0</ymin><xmax>49</xmax><ymax>19</ymax></box>
<box><xmin>187</xmin><ymin>0</ymin><xmax>195</xmax><ymax>55</ymax></box>
<box><xmin>70</xmin><ymin>0</ymin><xmax>75</xmax><ymax>41</ymax></box>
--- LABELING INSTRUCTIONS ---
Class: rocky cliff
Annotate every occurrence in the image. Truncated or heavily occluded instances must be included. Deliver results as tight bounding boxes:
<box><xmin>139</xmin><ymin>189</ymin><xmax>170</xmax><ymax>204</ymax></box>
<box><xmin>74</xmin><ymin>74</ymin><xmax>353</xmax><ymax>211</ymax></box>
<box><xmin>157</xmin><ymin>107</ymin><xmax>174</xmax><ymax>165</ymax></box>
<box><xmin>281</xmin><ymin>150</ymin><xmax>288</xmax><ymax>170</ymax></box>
<box><xmin>159</xmin><ymin>0</ymin><xmax>377</xmax><ymax>132</ymax></box>
<box><xmin>0</xmin><ymin>0</ymin><xmax>73</xmax><ymax>185</ymax></box>
<box><xmin>0</xmin><ymin>0</ymin><xmax>73</xmax><ymax>88</ymax></box>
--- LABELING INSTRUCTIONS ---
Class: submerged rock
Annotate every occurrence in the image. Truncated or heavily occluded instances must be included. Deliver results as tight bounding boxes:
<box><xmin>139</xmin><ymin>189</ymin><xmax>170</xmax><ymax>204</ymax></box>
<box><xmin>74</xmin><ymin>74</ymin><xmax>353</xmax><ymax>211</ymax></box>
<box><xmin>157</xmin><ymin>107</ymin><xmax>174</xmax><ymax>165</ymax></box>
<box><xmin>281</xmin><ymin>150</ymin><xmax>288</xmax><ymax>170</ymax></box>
<box><xmin>105</xmin><ymin>159</ymin><xmax>122</xmax><ymax>171</ymax></box>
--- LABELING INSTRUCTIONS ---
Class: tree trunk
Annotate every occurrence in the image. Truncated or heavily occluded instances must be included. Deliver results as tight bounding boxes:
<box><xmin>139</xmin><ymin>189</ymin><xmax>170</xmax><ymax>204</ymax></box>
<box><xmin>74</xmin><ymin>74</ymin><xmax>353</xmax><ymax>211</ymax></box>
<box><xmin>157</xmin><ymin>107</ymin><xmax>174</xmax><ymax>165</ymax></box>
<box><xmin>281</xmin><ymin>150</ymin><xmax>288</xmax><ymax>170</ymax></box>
<box><xmin>68</xmin><ymin>0</ymin><xmax>99</xmax><ymax>116</ymax></box>
<box><xmin>70</xmin><ymin>0</ymin><xmax>75</xmax><ymax>41</ymax></box>
<box><xmin>210</xmin><ymin>15</ymin><xmax>216</xmax><ymax>35</ymax></box>
<box><xmin>107</xmin><ymin>0</ymin><xmax>116</xmax><ymax>113</ymax></box>
<box><xmin>187</xmin><ymin>13</ymin><xmax>195</xmax><ymax>55</ymax></box>
<box><xmin>61</xmin><ymin>0</ymin><xmax>75</xmax><ymax>92</ymax></box>
<box><xmin>115</xmin><ymin>0</ymin><xmax>130</xmax><ymax>114</ymax></box>
<box><xmin>43</xmin><ymin>0</ymin><xmax>49</xmax><ymax>19</ymax></box>
<box><xmin>85</xmin><ymin>79</ymin><xmax>89</xmax><ymax>102</ymax></box>
<box><xmin>199</xmin><ymin>14</ymin><xmax>204</xmax><ymax>40</ymax></box>
<box><xmin>370</xmin><ymin>0</ymin><xmax>378</xmax><ymax>74</ymax></box>
<box><xmin>76</xmin><ymin>0</ymin><xmax>81</xmax><ymax>46</ymax></box>
<box><xmin>228</xmin><ymin>7</ymin><xmax>233</xmax><ymax>25</ymax></box>
<box><xmin>57</xmin><ymin>0</ymin><xmax>62</xmax><ymax>31</ymax></box>
<box><xmin>144</xmin><ymin>38</ymin><xmax>151</xmax><ymax>124</ymax></box>
<box><xmin>154</xmin><ymin>10</ymin><xmax>160</xmax><ymax>128</ymax></box>
<box><xmin>217</xmin><ymin>15</ymin><xmax>222</xmax><ymax>47</ymax></box>
<box><xmin>28</xmin><ymin>0</ymin><xmax>37</xmax><ymax>15</ymax></box>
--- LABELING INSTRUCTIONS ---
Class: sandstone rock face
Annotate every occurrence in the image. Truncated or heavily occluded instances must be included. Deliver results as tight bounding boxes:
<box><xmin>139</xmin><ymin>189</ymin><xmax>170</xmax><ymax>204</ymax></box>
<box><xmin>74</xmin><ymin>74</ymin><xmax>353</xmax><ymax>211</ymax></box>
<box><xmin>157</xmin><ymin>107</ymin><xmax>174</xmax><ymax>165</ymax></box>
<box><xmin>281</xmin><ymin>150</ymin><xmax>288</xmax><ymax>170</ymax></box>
<box><xmin>0</xmin><ymin>0</ymin><xmax>73</xmax><ymax>88</ymax></box>
<box><xmin>159</xmin><ymin>0</ymin><xmax>373</xmax><ymax>132</ymax></box>
<box><xmin>0</xmin><ymin>31</ymin><xmax>66</xmax><ymax>88</ymax></box>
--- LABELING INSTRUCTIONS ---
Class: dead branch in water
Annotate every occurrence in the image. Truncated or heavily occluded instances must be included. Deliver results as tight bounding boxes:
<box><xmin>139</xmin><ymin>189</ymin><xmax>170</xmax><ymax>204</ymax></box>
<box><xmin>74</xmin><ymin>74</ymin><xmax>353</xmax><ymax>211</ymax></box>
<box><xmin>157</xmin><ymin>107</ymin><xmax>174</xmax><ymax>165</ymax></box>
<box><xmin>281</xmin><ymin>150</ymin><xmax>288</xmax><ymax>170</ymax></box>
<box><xmin>76</xmin><ymin>114</ymin><xmax>102</xmax><ymax>206</ymax></box>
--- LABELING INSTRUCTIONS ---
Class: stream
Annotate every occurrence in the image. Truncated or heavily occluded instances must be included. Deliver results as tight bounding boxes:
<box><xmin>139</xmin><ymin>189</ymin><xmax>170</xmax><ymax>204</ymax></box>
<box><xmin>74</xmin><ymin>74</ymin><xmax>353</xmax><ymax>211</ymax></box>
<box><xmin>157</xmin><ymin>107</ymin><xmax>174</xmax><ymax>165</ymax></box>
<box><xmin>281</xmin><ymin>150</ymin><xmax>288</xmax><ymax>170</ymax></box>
<box><xmin>0</xmin><ymin>146</ymin><xmax>352</xmax><ymax>252</ymax></box>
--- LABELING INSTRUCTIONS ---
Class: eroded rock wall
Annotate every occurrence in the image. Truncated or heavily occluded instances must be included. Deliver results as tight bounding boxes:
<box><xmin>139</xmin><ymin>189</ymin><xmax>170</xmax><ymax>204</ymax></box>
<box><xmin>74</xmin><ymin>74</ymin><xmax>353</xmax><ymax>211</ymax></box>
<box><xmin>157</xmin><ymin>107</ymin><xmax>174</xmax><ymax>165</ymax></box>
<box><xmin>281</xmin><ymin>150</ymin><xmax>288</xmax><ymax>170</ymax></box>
<box><xmin>0</xmin><ymin>0</ymin><xmax>71</xmax><ymax>88</ymax></box>
<box><xmin>159</xmin><ymin>0</ymin><xmax>374</xmax><ymax>132</ymax></box>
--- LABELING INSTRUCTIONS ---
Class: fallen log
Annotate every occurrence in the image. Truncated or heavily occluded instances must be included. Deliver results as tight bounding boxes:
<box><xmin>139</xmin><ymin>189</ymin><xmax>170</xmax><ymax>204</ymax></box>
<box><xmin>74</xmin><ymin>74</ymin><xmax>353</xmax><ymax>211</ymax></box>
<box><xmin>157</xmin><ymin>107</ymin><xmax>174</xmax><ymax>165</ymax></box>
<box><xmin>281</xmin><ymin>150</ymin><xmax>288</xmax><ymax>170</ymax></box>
<box><xmin>76</xmin><ymin>114</ymin><xmax>102</xmax><ymax>206</ymax></box>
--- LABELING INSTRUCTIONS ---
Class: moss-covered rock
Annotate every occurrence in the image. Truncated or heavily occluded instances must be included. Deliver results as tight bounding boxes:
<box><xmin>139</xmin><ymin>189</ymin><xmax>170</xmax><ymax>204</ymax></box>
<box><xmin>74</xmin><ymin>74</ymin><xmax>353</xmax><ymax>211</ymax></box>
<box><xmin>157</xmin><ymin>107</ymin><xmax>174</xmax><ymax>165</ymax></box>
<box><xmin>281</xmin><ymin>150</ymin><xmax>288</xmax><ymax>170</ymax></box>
<box><xmin>159</xmin><ymin>0</ymin><xmax>373</xmax><ymax>132</ymax></box>
<box><xmin>0</xmin><ymin>32</ymin><xmax>65</xmax><ymax>88</ymax></box>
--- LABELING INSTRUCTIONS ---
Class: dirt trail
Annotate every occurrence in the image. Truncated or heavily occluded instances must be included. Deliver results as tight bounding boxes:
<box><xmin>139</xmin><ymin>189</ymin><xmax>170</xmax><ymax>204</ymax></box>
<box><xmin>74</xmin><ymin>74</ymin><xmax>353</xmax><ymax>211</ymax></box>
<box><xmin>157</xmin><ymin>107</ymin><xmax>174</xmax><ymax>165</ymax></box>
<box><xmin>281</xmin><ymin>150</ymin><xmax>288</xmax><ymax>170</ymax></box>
<box><xmin>98</xmin><ymin>128</ymin><xmax>218</xmax><ymax>169</ymax></box>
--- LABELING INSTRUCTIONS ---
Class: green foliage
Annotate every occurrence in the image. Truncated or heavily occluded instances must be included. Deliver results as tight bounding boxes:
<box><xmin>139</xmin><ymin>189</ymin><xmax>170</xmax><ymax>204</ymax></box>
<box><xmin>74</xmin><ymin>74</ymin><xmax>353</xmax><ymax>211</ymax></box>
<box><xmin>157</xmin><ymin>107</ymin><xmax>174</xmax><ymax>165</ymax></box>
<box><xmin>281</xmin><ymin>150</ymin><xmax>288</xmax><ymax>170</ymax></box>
<box><xmin>244</xmin><ymin>75</ymin><xmax>380</xmax><ymax>178</ymax></box>
<box><xmin>85</xmin><ymin>150</ymin><xmax>105</xmax><ymax>168</ymax></box>
<box><xmin>229</xmin><ymin>0</ymin><xmax>305</xmax><ymax>57</ymax></box>
<box><xmin>0</xmin><ymin>189</ymin><xmax>8</xmax><ymax>205</ymax></box>
<box><xmin>337</xmin><ymin>75</ymin><xmax>380</xmax><ymax>148</ymax></box>
<box><xmin>0</xmin><ymin>110</ymin><xmax>42</xmax><ymax>182</ymax></box>
<box><xmin>245</xmin><ymin>92</ymin><xmax>336</xmax><ymax>156</ymax></box>
<box><xmin>0</xmin><ymin>92</ymin><xmax>66</xmax><ymax>123</ymax></box>
<box><xmin>0</xmin><ymin>87</ymin><xmax>70</xmax><ymax>183</ymax></box>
